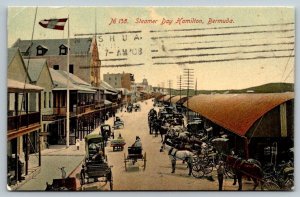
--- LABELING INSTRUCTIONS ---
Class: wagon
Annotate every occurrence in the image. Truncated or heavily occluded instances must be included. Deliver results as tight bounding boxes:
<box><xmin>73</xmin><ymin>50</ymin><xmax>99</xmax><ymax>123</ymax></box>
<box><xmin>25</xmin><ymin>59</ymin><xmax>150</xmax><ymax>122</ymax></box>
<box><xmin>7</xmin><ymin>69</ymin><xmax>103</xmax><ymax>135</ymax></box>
<box><xmin>124</xmin><ymin>147</ymin><xmax>146</xmax><ymax>171</ymax></box>
<box><xmin>100</xmin><ymin>124</ymin><xmax>113</xmax><ymax>139</ymax></box>
<box><xmin>110</xmin><ymin>138</ymin><xmax>126</xmax><ymax>151</ymax></box>
<box><xmin>113</xmin><ymin>117</ymin><xmax>124</xmax><ymax>129</ymax></box>
<box><xmin>80</xmin><ymin>134</ymin><xmax>113</xmax><ymax>190</ymax></box>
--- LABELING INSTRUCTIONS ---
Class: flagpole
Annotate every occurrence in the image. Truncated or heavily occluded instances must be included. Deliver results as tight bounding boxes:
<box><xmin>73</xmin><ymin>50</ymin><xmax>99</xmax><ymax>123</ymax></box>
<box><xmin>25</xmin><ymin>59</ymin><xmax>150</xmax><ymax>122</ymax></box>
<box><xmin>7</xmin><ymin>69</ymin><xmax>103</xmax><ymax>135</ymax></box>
<box><xmin>66</xmin><ymin>15</ymin><xmax>70</xmax><ymax>148</ymax></box>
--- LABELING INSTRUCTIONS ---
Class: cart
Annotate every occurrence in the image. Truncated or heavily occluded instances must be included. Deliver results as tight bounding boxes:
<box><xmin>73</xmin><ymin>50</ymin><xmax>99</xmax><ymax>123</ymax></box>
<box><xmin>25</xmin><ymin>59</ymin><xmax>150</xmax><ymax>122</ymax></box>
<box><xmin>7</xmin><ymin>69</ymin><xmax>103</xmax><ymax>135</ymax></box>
<box><xmin>124</xmin><ymin>147</ymin><xmax>146</xmax><ymax>171</ymax></box>
<box><xmin>113</xmin><ymin>117</ymin><xmax>124</xmax><ymax>129</ymax></box>
<box><xmin>80</xmin><ymin>134</ymin><xmax>113</xmax><ymax>190</ymax></box>
<box><xmin>110</xmin><ymin>138</ymin><xmax>126</xmax><ymax>151</ymax></box>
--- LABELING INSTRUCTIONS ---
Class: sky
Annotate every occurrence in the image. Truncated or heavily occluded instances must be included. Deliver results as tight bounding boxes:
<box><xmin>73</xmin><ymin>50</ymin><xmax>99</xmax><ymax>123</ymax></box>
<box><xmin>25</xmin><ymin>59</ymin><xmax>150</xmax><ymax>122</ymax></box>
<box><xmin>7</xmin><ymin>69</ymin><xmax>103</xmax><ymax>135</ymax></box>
<box><xmin>7</xmin><ymin>6</ymin><xmax>295</xmax><ymax>90</ymax></box>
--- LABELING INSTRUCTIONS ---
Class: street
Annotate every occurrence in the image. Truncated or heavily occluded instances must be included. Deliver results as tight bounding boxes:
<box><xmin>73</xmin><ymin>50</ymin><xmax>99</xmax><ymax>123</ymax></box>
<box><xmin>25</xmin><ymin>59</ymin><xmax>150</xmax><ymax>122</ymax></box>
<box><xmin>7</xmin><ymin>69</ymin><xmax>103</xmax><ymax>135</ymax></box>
<box><xmin>78</xmin><ymin>99</ymin><xmax>255</xmax><ymax>191</ymax></box>
<box><xmin>17</xmin><ymin>99</ymin><xmax>256</xmax><ymax>191</ymax></box>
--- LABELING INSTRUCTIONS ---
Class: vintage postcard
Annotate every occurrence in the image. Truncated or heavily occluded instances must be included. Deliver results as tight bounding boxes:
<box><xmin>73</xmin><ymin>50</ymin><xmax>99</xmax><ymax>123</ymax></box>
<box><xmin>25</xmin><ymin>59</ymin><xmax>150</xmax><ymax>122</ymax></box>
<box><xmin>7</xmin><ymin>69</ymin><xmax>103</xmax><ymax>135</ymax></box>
<box><xmin>7</xmin><ymin>7</ymin><xmax>294</xmax><ymax>191</ymax></box>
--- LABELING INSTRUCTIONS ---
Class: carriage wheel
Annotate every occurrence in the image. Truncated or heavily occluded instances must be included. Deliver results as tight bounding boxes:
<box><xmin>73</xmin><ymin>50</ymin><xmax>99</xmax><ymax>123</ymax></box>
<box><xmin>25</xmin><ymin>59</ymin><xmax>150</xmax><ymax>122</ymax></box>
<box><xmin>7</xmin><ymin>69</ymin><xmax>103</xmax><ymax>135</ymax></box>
<box><xmin>143</xmin><ymin>152</ymin><xmax>147</xmax><ymax>170</ymax></box>
<box><xmin>262</xmin><ymin>181</ymin><xmax>280</xmax><ymax>191</ymax></box>
<box><xmin>191</xmin><ymin>164</ymin><xmax>204</xmax><ymax>178</ymax></box>
<box><xmin>124</xmin><ymin>153</ymin><xmax>127</xmax><ymax>171</ymax></box>
<box><xmin>203</xmin><ymin>165</ymin><xmax>213</xmax><ymax>175</ymax></box>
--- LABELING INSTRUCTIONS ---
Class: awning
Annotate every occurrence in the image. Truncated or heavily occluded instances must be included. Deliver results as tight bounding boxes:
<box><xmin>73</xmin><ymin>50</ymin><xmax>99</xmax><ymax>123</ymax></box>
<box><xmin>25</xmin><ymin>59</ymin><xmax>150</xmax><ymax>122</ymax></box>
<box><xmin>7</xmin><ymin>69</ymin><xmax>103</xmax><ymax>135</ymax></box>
<box><xmin>161</xmin><ymin>95</ymin><xmax>175</xmax><ymax>102</ymax></box>
<box><xmin>104</xmin><ymin>100</ymin><xmax>112</xmax><ymax>105</ymax></box>
<box><xmin>170</xmin><ymin>96</ymin><xmax>188</xmax><ymax>104</ymax></box>
<box><xmin>158</xmin><ymin>95</ymin><xmax>169</xmax><ymax>102</ymax></box>
<box><xmin>104</xmin><ymin>90</ymin><xmax>118</xmax><ymax>95</ymax></box>
<box><xmin>8</xmin><ymin>79</ymin><xmax>43</xmax><ymax>92</ymax></box>
<box><xmin>183</xmin><ymin>92</ymin><xmax>294</xmax><ymax>137</ymax></box>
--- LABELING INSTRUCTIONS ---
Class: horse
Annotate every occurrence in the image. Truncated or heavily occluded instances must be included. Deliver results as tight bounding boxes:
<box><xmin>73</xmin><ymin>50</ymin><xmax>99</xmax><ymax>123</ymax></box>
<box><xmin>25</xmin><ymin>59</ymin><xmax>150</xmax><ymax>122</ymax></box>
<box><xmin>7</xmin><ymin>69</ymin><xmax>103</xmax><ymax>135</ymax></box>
<box><xmin>226</xmin><ymin>155</ymin><xmax>263</xmax><ymax>190</ymax></box>
<box><xmin>163</xmin><ymin>139</ymin><xmax>194</xmax><ymax>175</ymax></box>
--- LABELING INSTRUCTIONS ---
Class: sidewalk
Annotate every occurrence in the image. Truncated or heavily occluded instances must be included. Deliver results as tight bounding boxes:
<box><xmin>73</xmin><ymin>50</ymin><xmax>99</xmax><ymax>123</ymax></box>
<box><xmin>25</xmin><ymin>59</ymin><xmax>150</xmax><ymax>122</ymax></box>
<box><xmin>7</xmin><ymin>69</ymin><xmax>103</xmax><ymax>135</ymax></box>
<box><xmin>14</xmin><ymin>141</ymin><xmax>86</xmax><ymax>191</ymax></box>
<box><xmin>11</xmin><ymin>114</ymin><xmax>121</xmax><ymax>191</ymax></box>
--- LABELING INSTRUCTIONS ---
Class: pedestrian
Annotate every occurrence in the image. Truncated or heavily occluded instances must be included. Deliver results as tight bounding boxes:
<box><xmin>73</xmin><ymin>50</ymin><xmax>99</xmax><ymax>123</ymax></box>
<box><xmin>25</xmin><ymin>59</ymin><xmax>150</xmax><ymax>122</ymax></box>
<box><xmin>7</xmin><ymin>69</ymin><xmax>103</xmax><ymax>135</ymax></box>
<box><xmin>217</xmin><ymin>161</ymin><xmax>225</xmax><ymax>191</ymax></box>
<box><xmin>76</xmin><ymin>139</ymin><xmax>80</xmax><ymax>150</ymax></box>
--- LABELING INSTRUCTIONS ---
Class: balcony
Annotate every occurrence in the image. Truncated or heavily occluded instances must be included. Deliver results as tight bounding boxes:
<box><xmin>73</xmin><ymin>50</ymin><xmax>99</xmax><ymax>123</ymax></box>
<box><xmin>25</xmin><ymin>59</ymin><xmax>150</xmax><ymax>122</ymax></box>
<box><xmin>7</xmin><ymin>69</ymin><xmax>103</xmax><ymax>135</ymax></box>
<box><xmin>53</xmin><ymin>104</ymin><xmax>96</xmax><ymax>116</ymax></box>
<box><xmin>7</xmin><ymin>112</ymin><xmax>41</xmax><ymax>132</ymax></box>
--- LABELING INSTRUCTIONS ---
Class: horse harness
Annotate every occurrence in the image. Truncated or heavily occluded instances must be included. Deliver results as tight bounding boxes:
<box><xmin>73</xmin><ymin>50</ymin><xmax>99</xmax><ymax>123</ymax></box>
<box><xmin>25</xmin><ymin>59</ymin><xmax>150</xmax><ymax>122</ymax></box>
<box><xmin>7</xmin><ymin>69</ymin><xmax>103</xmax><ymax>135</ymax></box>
<box><xmin>168</xmin><ymin>147</ymin><xmax>178</xmax><ymax>157</ymax></box>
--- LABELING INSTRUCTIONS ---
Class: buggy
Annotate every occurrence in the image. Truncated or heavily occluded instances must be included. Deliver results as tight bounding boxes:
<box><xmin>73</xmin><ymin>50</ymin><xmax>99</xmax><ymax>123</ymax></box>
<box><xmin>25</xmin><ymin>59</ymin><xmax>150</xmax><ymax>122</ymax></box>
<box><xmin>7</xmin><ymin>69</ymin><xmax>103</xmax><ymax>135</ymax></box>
<box><xmin>124</xmin><ymin>147</ymin><xmax>146</xmax><ymax>171</ymax></box>
<box><xmin>80</xmin><ymin>134</ymin><xmax>113</xmax><ymax>190</ymax></box>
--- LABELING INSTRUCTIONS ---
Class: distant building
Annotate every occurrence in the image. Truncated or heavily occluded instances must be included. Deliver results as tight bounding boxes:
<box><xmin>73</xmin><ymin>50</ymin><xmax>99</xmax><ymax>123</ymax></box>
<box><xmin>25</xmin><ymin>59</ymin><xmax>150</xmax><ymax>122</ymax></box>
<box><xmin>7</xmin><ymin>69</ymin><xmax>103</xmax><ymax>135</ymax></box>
<box><xmin>103</xmin><ymin>72</ymin><xmax>135</xmax><ymax>90</ymax></box>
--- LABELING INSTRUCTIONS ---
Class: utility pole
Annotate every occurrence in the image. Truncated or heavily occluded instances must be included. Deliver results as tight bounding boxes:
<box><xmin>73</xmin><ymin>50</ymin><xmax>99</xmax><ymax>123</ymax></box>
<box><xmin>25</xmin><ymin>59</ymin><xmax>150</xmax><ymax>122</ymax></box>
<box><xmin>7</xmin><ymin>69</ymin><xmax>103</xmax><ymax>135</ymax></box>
<box><xmin>183</xmin><ymin>68</ymin><xmax>194</xmax><ymax>123</ymax></box>
<box><xmin>177</xmin><ymin>75</ymin><xmax>182</xmax><ymax>100</ymax></box>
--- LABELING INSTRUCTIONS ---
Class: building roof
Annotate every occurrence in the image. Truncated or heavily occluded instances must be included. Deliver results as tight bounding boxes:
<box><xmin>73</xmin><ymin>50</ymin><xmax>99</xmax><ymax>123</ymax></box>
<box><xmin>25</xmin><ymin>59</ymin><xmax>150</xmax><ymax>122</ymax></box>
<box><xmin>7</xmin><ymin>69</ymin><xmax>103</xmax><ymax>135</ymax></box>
<box><xmin>8</xmin><ymin>47</ymin><xmax>19</xmax><ymax>66</ymax></box>
<box><xmin>161</xmin><ymin>95</ymin><xmax>175</xmax><ymax>102</ymax></box>
<box><xmin>156</xmin><ymin>94</ymin><xmax>165</xmax><ymax>99</ymax></box>
<box><xmin>100</xmin><ymin>80</ymin><xmax>118</xmax><ymax>93</ymax></box>
<box><xmin>8</xmin><ymin>79</ymin><xmax>43</xmax><ymax>92</ymax></box>
<box><xmin>170</xmin><ymin>95</ymin><xmax>189</xmax><ymax>104</ymax></box>
<box><xmin>12</xmin><ymin>38</ymin><xmax>93</xmax><ymax>56</ymax></box>
<box><xmin>24</xmin><ymin>59</ymin><xmax>48</xmax><ymax>82</ymax></box>
<box><xmin>49</xmin><ymin>68</ymin><xmax>95</xmax><ymax>93</ymax></box>
<box><xmin>183</xmin><ymin>92</ymin><xmax>294</xmax><ymax>137</ymax></box>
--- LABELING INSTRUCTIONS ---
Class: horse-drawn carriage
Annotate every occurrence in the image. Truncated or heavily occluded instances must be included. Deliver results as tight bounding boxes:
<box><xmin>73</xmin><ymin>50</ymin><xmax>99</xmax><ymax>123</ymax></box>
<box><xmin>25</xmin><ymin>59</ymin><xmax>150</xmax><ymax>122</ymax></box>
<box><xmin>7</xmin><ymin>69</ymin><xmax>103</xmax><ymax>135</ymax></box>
<box><xmin>124</xmin><ymin>147</ymin><xmax>146</xmax><ymax>171</ymax></box>
<box><xmin>80</xmin><ymin>134</ymin><xmax>113</xmax><ymax>190</ymax></box>
<box><xmin>100</xmin><ymin>124</ymin><xmax>113</xmax><ymax>141</ymax></box>
<box><xmin>113</xmin><ymin>117</ymin><xmax>124</xmax><ymax>129</ymax></box>
<box><xmin>45</xmin><ymin>177</ymin><xmax>77</xmax><ymax>191</ymax></box>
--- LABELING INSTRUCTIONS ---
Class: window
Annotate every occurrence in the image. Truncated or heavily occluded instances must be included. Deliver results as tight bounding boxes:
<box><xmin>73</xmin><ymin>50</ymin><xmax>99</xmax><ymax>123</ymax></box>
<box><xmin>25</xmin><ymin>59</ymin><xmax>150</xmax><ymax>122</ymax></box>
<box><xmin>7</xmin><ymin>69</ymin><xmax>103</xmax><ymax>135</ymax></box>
<box><xmin>53</xmin><ymin>93</ymin><xmax>56</xmax><ymax>107</ymax></box>
<box><xmin>59</xmin><ymin>45</ymin><xmax>68</xmax><ymax>55</ymax></box>
<box><xmin>44</xmin><ymin>92</ymin><xmax>47</xmax><ymax>108</ymax></box>
<box><xmin>37</xmin><ymin>49</ymin><xmax>43</xmax><ymax>56</ymax></box>
<box><xmin>36</xmin><ymin>45</ymin><xmax>47</xmax><ymax>56</ymax></box>
<box><xmin>53</xmin><ymin>65</ymin><xmax>59</xmax><ymax>70</ymax></box>
<box><xmin>69</xmin><ymin>64</ymin><xmax>74</xmax><ymax>74</ymax></box>
<box><xmin>49</xmin><ymin>92</ymin><xmax>52</xmax><ymax>108</ymax></box>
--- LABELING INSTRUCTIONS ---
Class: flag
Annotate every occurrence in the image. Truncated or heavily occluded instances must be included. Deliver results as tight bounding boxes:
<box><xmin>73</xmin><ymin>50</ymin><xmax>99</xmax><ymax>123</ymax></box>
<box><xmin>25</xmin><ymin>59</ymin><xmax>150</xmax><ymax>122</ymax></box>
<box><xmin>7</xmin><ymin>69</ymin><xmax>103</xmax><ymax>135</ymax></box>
<box><xmin>39</xmin><ymin>18</ymin><xmax>68</xmax><ymax>30</ymax></box>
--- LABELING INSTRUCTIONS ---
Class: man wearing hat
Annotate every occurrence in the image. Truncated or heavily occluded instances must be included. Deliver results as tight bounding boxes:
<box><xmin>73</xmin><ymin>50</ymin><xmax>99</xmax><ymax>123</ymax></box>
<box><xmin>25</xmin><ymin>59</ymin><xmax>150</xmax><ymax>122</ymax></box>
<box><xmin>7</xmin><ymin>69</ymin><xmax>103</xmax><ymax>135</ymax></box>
<box><xmin>217</xmin><ymin>160</ymin><xmax>225</xmax><ymax>191</ymax></box>
<box><xmin>132</xmin><ymin>136</ymin><xmax>142</xmax><ymax>148</ymax></box>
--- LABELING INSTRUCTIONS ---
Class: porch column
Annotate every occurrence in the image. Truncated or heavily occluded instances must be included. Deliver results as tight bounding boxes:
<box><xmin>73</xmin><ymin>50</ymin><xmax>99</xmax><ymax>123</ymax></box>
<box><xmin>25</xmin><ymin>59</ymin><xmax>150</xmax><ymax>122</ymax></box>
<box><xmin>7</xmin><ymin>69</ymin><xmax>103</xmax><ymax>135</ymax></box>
<box><xmin>38</xmin><ymin>129</ymin><xmax>41</xmax><ymax>166</ymax></box>
<box><xmin>25</xmin><ymin>134</ymin><xmax>29</xmax><ymax>175</ymax></box>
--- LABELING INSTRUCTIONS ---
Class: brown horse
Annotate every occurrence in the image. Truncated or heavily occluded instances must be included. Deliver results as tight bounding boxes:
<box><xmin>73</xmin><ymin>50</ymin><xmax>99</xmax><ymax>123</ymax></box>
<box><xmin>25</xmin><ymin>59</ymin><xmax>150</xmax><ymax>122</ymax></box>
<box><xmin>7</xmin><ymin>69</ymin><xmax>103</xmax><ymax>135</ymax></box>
<box><xmin>226</xmin><ymin>155</ymin><xmax>263</xmax><ymax>190</ymax></box>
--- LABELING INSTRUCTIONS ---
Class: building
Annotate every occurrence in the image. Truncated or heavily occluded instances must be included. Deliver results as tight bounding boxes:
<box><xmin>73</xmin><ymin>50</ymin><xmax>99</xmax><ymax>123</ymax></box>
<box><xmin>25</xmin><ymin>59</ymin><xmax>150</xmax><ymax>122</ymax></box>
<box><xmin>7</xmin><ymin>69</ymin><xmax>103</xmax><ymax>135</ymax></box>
<box><xmin>7</xmin><ymin>48</ymin><xmax>43</xmax><ymax>186</ymax></box>
<box><xmin>24</xmin><ymin>59</ymin><xmax>55</xmax><ymax>150</ymax></box>
<box><xmin>12</xmin><ymin>37</ymin><xmax>100</xmax><ymax>87</ymax></box>
<box><xmin>49</xmin><ymin>68</ymin><xmax>97</xmax><ymax>144</ymax></box>
<box><xmin>184</xmin><ymin>93</ymin><xmax>294</xmax><ymax>164</ymax></box>
<box><xmin>103</xmin><ymin>72</ymin><xmax>135</xmax><ymax>90</ymax></box>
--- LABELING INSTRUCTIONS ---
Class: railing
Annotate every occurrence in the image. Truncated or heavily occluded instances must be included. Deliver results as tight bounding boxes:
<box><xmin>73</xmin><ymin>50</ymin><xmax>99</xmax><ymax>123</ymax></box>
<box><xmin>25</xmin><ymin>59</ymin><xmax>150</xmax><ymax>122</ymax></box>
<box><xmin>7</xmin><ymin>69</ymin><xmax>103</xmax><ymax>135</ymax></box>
<box><xmin>53</xmin><ymin>104</ymin><xmax>96</xmax><ymax>116</ymax></box>
<box><xmin>7</xmin><ymin>112</ymin><xmax>40</xmax><ymax>131</ymax></box>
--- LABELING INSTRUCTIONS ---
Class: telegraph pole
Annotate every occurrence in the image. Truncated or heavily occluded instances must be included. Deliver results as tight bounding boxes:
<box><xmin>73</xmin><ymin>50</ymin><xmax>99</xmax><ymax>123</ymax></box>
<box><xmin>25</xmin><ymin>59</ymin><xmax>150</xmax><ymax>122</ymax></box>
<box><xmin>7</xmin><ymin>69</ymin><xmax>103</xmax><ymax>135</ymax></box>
<box><xmin>183</xmin><ymin>68</ymin><xmax>194</xmax><ymax>122</ymax></box>
<box><xmin>177</xmin><ymin>75</ymin><xmax>182</xmax><ymax>100</ymax></box>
